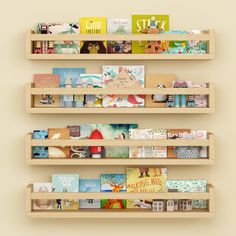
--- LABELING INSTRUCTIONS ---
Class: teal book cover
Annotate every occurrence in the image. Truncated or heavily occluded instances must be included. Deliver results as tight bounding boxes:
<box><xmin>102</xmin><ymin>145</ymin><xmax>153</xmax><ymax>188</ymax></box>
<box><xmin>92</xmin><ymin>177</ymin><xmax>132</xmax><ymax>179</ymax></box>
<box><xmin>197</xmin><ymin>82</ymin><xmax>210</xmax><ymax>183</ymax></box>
<box><xmin>52</xmin><ymin>174</ymin><xmax>79</xmax><ymax>192</ymax></box>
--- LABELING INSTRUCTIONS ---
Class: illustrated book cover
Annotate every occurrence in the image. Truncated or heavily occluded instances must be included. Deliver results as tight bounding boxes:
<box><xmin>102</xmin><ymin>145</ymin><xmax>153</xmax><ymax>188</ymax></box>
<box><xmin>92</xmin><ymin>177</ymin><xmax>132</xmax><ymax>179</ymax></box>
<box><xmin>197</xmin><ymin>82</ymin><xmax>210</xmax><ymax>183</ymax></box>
<box><xmin>52</xmin><ymin>174</ymin><xmax>79</xmax><ymax>210</ymax></box>
<box><xmin>32</xmin><ymin>130</ymin><xmax>48</xmax><ymax>158</ymax></box>
<box><xmin>145</xmin><ymin>74</ymin><xmax>176</xmax><ymax>108</ymax></box>
<box><xmin>80</xmin><ymin>17</ymin><xmax>107</xmax><ymax>54</ymax></box>
<box><xmin>126</xmin><ymin>168</ymin><xmax>167</xmax><ymax>209</ymax></box>
<box><xmin>33</xmin><ymin>74</ymin><xmax>60</xmax><ymax>108</ymax></box>
<box><xmin>101</xmin><ymin>174</ymin><xmax>126</xmax><ymax>209</ymax></box>
<box><xmin>79</xmin><ymin>179</ymin><xmax>100</xmax><ymax>208</ymax></box>
<box><xmin>132</xmin><ymin>15</ymin><xmax>169</xmax><ymax>54</ymax></box>
<box><xmin>48</xmin><ymin>128</ymin><xmax>70</xmax><ymax>158</ymax></box>
<box><xmin>33</xmin><ymin>183</ymin><xmax>53</xmax><ymax>210</ymax></box>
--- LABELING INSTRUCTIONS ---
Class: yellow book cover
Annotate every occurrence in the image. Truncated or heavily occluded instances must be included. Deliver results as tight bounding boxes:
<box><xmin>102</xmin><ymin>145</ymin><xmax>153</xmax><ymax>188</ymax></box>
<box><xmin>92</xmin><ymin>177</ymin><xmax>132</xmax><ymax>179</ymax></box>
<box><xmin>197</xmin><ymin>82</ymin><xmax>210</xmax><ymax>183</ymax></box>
<box><xmin>126</xmin><ymin>167</ymin><xmax>167</xmax><ymax>209</ymax></box>
<box><xmin>80</xmin><ymin>17</ymin><xmax>107</xmax><ymax>54</ymax></box>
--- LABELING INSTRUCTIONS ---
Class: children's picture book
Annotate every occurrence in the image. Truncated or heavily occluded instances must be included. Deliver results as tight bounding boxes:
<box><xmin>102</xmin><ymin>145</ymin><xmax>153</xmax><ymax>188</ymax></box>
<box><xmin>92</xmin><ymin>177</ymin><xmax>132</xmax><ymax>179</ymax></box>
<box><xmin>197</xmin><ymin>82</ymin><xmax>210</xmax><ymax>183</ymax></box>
<box><xmin>33</xmin><ymin>183</ymin><xmax>53</xmax><ymax>210</ymax></box>
<box><xmin>107</xmin><ymin>18</ymin><xmax>132</xmax><ymax>34</ymax></box>
<box><xmin>129</xmin><ymin>128</ymin><xmax>167</xmax><ymax>139</ymax></box>
<box><xmin>67</xmin><ymin>124</ymin><xmax>137</xmax><ymax>158</ymax></box>
<box><xmin>126</xmin><ymin>168</ymin><xmax>167</xmax><ymax>209</ymax></box>
<box><xmin>166</xmin><ymin>179</ymin><xmax>207</xmax><ymax>209</ymax></box>
<box><xmin>33</xmin><ymin>74</ymin><xmax>60</xmax><ymax>107</ymax></box>
<box><xmin>145</xmin><ymin>74</ymin><xmax>176</xmax><ymax>108</ymax></box>
<box><xmin>80</xmin><ymin>17</ymin><xmax>107</xmax><ymax>54</ymax></box>
<box><xmin>48</xmin><ymin>128</ymin><xmax>70</xmax><ymax>158</ymax></box>
<box><xmin>79</xmin><ymin>179</ymin><xmax>100</xmax><ymax>208</ymax></box>
<box><xmin>32</xmin><ymin>130</ymin><xmax>48</xmax><ymax>158</ymax></box>
<box><xmin>101</xmin><ymin>174</ymin><xmax>126</xmax><ymax>209</ymax></box>
<box><xmin>52</xmin><ymin>174</ymin><xmax>79</xmax><ymax>210</ymax></box>
<box><xmin>107</xmin><ymin>41</ymin><xmax>132</xmax><ymax>54</ymax></box>
<box><xmin>132</xmin><ymin>15</ymin><xmax>169</xmax><ymax>54</ymax></box>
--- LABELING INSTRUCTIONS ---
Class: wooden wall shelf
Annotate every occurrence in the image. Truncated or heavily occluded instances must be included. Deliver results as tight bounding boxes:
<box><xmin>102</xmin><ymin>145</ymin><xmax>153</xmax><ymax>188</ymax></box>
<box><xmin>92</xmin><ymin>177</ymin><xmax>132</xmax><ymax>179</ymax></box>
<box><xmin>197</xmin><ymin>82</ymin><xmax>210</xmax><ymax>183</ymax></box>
<box><xmin>25</xmin><ymin>83</ymin><xmax>215</xmax><ymax>114</ymax></box>
<box><xmin>25</xmin><ymin>133</ymin><xmax>215</xmax><ymax>165</ymax></box>
<box><xmin>25</xmin><ymin>30</ymin><xmax>215</xmax><ymax>60</ymax></box>
<box><xmin>26</xmin><ymin>184</ymin><xmax>215</xmax><ymax>218</ymax></box>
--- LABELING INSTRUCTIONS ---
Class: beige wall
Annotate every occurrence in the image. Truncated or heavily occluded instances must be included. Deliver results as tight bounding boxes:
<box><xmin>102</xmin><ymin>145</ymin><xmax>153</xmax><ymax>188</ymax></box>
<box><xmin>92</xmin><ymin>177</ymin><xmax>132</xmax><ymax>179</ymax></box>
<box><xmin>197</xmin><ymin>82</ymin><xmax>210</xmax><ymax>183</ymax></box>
<box><xmin>1</xmin><ymin>0</ymin><xmax>235</xmax><ymax>235</ymax></box>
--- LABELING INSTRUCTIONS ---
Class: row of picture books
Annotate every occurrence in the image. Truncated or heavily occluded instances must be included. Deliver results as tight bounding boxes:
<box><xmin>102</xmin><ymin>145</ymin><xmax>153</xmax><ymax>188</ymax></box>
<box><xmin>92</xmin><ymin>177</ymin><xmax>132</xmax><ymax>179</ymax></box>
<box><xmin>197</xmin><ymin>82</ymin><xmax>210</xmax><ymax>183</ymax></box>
<box><xmin>34</xmin><ymin>15</ymin><xmax>207</xmax><ymax>55</ymax></box>
<box><xmin>33</xmin><ymin>67</ymin><xmax>208</xmax><ymax>108</ymax></box>
<box><xmin>33</xmin><ymin>169</ymin><xmax>207</xmax><ymax>211</ymax></box>
<box><xmin>32</xmin><ymin>124</ymin><xmax>208</xmax><ymax>159</ymax></box>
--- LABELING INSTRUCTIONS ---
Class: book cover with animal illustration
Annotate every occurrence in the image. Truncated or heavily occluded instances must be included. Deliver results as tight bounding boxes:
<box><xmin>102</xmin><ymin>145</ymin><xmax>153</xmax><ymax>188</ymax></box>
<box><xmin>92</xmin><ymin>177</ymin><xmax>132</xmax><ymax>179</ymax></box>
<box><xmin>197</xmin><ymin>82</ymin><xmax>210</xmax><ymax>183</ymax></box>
<box><xmin>33</xmin><ymin>183</ymin><xmax>53</xmax><ymax>210</ymax></box>
<box><xmin>129</xmin><ymin>128</ymin><xmax>167</xmax><ymax>158</ymax></box>
<box><xmin>146</xmin><ymin>74</ymin><xmax>175</xmax><ymax>108</ymax></box>
<box><xmin>101</xmin><ymin>174</ymin><xmax>126</xmax><ymax>209</ymax></box>
<box><xmin>32</xmin><ymin>130</ymin><xmax>48</xmax><ymax>158</ymax></box>
<box><xmin>102</xmin><ymin>65</ymin><xmax>145</xmax><ymax>107</ymax></box>
<box><xmin>48</xmin><ymin>128</ymin><xmax>70</xmax><ymax>158</ymax></box>
<box><xmin>132</xmin><ymin>15</ymin><xmax>169</xmax><ymax>54</ymax></box>
<box><xmin>79</xmin><ymin>179</ymin><xmax>101</xmax><ymax>208</ymax></box>
<box><xmin>126</xmin><ymin>168</ymin><xmax>167</xmax><ymax>209</ymax></box>
<box><xmin>67</xmin><ymin>124</ymin><xmax>137</xmax><ymax>158</ymax></box>
<box><xmin>80</xmin><ymin>74</ymin><xmax>103</xmax><ymax>107</ymax></box>
<box><xmin>80</xmin><ymin>17</ymin><xmax>107</xmax><ymax>54</ymax></box>
<box><xmin>33</xmin><ymin>74</ymin><xmax>60</xmax><ymax>108</ymax></box>
<box><xmin>52</xmin><ymin>174</ymin><xmax>79</xmax><ymax>210</ymax></box>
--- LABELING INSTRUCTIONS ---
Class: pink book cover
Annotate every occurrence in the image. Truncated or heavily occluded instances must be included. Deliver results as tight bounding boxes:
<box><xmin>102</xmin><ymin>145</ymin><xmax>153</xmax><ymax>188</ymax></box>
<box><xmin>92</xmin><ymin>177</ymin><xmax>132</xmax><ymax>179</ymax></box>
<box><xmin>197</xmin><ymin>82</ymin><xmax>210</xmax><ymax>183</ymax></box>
<box><xmin>33</xmin><ymin>74</ymin><xmax>60</xmax><ymax>88</ymax></box>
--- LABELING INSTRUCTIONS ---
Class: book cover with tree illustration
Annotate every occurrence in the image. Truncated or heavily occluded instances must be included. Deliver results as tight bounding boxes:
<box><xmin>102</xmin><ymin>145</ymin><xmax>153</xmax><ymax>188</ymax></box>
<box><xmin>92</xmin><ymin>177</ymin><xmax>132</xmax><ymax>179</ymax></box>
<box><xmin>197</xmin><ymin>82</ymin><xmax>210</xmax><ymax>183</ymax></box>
<box><xmin>101</xmin><ymin>174</ymin><xmax>126</xmax><ymax>209</ymax></box>
<box><xmin>132</xmin><ymin>15</ymin><xmax>169</xmax><ymax>54</ymax></box>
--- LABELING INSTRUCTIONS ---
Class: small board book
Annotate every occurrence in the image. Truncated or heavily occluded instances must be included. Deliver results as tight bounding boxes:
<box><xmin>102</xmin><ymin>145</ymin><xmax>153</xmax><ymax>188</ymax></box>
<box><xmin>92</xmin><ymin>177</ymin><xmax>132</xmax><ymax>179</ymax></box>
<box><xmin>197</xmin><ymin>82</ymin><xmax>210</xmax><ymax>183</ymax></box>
<box><xmin>146</xmin><ymin>74</ymin><xmax>176</xmax><ymax>108</ymax></box>
<box><xmin>33</xmin><ymin>74</ymin><xmax>60</xmax><ymax>108</ymax></box>
<box><xmin>79</xmin><ymin>179</ymin><xmax>100</xmax><ymax>209</ymax></box>
<box><xmin>48</xmin><ymin>128</ymin><xmax>70</xmax><ymax>158</ymax></box>
<box><xmin>166</xmin><ymin>179</ymin><xmax>207</xmax><ymax>209</ymax></box>
<box><xmin>101</xmin><ymin>174</ymin><xmax>126</xmax><ymax>209</ymax></box>
<box><xmin>132</xmin><ymin>15</ymin><xmax>169</xmax><ymax>54</ymax></box>
<box><xmin>33</xmin><ymin>183</ymin><xmax>53</xmax><ymax>210</ymax></box>
<box><xmin>126</xmin><ymin>168</ymin><xmax>167</xmax><ymax>209</ymax></box>
<box><xmin>32</xmin><ymin>130</ymin><xmax>48</xmax><ymax>158</ymax></box>
<box><xmin>80</xmin><ymin>17</ymin><xmax>107</xmax><ymax>54</ymax></box>
<box><xmin>52</xmin><ymin>174</ymin><xmax>79</xmax><ymax>210</ymax></box>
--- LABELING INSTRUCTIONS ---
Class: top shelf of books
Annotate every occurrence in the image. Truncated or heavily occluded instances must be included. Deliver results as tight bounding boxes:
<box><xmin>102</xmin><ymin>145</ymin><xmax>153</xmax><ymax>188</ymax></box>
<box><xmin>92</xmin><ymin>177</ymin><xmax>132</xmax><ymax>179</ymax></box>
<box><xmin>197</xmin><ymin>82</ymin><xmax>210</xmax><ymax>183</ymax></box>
<box><xmin>25</xmin><ymin>29</ymin><xmax>215</xmax><ymax>60</ymax></box>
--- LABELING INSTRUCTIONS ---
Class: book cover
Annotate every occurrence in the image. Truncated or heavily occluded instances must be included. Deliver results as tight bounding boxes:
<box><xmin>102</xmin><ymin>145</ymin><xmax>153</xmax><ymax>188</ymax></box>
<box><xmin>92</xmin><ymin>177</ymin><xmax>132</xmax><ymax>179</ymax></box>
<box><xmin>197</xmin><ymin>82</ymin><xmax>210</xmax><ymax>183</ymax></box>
<box><xmin>166</xmin><ymin>179</ymin><xmax>207</xmax><ymax>209</ymax></box>
<box><xmin>68</xmin><ymin>124</ymin><xmax>137</xmax><ymax>158</ymax></box>
<box><xmin>80</xmin><ymin>17</ymin><xmax>107</xmax><ymax>54</ymax></box>
<box><xmin>33</xmin><ymin>183</ymin><xmax>53</xmax><ymax>210</ymax></box>
<box><xmin>32</xmin><ymin>130</ymin><xmax>48</xmax><ymax>158</ymax></box>
<box><xmin>48</xmin><ymin>128</ymin><xmax>70</xmax><ymax>158</ymax></box>
<box><xmin>79</xmin><ymin>179</ymin><xmax>100</xmax><ymax>208</ymax></box>
<box><xmin>101</xmin><ymin>174</ymin><xmax>126</xmax><ymax>209</ymax></box>
<box><xmin>145</xmin><ymin>74</ymin><xmax>176</xmax><ymax>108</ymax></box>
<box><xmin>33</xmin><ymin>74</ymin><xmax>60</xmax><ymax>107</ymax></box>
<box><xmin>52</xmin><ymin>174</ymin><xmax>79</xmax><ymax>210</ymax></box>
<box><xmin>132</xmin><ymin>15</ymin><xmax>169</xmax><ymax>54</ymax></box>
<box><xmin>126</xmin><ymin>168</ymin><xmax>167</xmax><ymax>209</ymax></box>
<box><xmin>107</xmin><ymin>41</ymin><xmax>132</xmax><ymax>54</ymax></box>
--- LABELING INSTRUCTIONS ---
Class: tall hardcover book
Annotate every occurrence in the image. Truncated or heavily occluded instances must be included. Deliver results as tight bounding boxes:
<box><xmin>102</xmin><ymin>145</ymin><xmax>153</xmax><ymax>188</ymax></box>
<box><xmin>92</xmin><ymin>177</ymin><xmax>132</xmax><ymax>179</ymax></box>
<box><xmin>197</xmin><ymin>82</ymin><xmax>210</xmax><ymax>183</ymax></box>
<box><xmin>101</xmin><ymin>174</ymin><xmax>126</xmax><ymax>209</ymax></box>
<box><xmin>126</xmin><ymin>168</ymin><xmax>167</xmax><ymax>209</ymax></box>
<box><xmin>48</xmin><ymin>128</ymin><xmax>70</xmax><ymax>158</ymax></box>
<box><xmin>33</xmin><ymin>74</ymin><xmax>60</xmax><ymax>107</ymax></box>
<box><xmin>132</xmin><ymin>15</ymin><xmax>169</xmax><ymax>54</ymax></box>
<box><xmin>79</xmin><ymin>179</ymin><xmax>101</xmax><ymax>208</ymax></box>
<box><xmin>80</xmin><ymin>17</ymin><xmax>107</xmax><ymax>54</ymax></box>
<box><xmin>52</xmin><ymin>174</ymin><xmax>79</xmax><ymax>210</ymax></box>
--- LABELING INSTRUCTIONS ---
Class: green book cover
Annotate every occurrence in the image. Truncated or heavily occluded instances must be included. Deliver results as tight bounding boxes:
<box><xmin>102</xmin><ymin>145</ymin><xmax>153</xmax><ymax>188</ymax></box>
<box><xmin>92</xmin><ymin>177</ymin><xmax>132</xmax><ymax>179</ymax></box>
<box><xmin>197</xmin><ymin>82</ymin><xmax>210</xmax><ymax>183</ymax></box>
<box><xmin>132</xmin><ymin>15</ymin><xmax>169</xmax><ymax>54</ymax></box>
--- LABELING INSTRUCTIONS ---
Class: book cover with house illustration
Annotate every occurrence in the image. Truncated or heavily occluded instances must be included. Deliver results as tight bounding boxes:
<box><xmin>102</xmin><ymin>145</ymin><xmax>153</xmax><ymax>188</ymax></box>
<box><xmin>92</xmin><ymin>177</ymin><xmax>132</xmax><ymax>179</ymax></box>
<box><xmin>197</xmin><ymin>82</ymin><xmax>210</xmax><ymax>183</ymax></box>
<box><xmin>101</xmin><ymin>174</ymin><xmax>126</xmax><ymax>209</ymax></box>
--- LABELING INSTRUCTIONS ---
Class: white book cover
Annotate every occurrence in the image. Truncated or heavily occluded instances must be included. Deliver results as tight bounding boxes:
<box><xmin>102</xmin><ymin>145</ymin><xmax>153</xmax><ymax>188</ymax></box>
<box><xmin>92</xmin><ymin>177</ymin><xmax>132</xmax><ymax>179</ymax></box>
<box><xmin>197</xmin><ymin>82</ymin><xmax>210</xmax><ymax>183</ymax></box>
<box><xmin>107</xmin><ymin>18</ymin><xmax>131</xmax><ymax>34</ymax></box>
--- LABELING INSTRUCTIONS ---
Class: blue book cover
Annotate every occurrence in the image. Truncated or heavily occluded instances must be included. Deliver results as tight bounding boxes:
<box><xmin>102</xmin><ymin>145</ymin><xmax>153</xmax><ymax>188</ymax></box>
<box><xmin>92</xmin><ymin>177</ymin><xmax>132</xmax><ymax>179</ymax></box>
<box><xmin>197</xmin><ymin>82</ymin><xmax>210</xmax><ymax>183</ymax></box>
<box><xmin>101</xmin><ymin>174</ymin><xmax>126</xmax><ymax>192</ymax></box>
<box><xmin>79</xmin><ymin>179</ymin><xmax>101</xmax><ymax>209</ymax></box>
<box><xmin>32</xmin><ymin>130</ymin><xmax>48</xmax><ymax>158</ymax></box>
<box><xmin>53</xmin><ymin>68</ymin><xmax>86</xmax><ymax>87</ymax></box>
<box><xmin>52</xmin><ymin>174</ymin><xmax>79</xmax><ymax>192</ymax></box>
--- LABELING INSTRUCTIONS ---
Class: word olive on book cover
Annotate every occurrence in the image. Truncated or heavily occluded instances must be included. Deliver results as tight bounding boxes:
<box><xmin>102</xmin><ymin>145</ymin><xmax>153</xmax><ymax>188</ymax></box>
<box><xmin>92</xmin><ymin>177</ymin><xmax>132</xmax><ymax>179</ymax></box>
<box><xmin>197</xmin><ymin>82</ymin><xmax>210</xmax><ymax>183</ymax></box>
<box><xmin>126</xmin><ymin>168</ymin><xmax>167</xmax><ymax>209</ymax></box>
<box><xmin>132</xmin><ymin>15</ymin><xmax>169</xmax><ymax>54</ymax></box>
<box><xmin>33</xmin><ymin>183</ymin><xmax>53</xmax><ymax>210</ymax></box>
<box><xmin>101</xmin><ymin>174</ymin><xmax>126</xmax><ymax>209</ymax></box>
<box><xmin>48</xmin><ymin>128</ymin><xmax>70</xmax><ymax>158</ymax></box>
<box><xmin>33</xmin><ymin>74</ymin><xmax>60</xmax><ymax>107</ymax></box>
<box><xmin>79</xmin><ymin>179</ymin><xmax>100</xmax><ymax>209</ymax></box>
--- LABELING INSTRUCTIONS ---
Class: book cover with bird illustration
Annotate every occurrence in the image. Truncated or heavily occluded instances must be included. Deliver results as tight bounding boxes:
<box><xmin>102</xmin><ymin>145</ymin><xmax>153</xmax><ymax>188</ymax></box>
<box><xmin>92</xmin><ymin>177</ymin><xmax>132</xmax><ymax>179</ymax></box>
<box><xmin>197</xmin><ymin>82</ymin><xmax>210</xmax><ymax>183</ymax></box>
<box><xmin>101</xmin><ymin>174</ymin><xmax>126</xmax><ymax>209</ymax></box>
